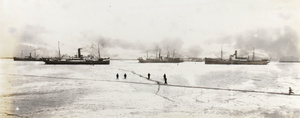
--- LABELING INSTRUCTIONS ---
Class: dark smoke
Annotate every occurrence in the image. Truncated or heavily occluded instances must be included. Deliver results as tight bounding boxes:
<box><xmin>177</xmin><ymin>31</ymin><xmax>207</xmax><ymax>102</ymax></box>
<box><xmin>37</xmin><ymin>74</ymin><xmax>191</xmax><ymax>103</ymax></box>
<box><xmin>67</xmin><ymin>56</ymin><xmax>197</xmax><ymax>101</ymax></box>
<box><xmin>220</xmin><ymin>27</ymin><xmax>299</xmax><ymax>60</ymax></box>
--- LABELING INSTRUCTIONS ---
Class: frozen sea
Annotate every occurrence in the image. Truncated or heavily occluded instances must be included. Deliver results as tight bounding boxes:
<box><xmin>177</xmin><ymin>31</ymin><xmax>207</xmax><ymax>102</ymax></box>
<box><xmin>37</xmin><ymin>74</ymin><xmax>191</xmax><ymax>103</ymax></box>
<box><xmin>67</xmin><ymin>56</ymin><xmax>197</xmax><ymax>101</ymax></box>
<box><xmin>0</xmin><ymin>59</ymin><xmax>300</xmax><ymax>118</ymax></box>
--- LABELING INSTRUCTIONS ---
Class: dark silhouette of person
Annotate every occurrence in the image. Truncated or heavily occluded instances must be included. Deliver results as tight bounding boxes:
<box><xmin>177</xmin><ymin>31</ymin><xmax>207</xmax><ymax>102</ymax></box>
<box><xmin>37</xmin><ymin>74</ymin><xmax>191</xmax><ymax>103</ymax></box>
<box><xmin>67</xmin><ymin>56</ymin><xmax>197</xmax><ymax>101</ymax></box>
<box><xmin>124</xmin><ymin>73</ymin><xmax>127</xmax><ymax>79</ymax></box>
<box><xmin>116</xmin><ymin>73</ymin><xmax>119</xmax><ymax>79</ymax></box>
<box><xmin>289</xmin><ymin>87</ymin><xmax>294</xmax><ymax>95</ymax></box>
<box><xmin>147</xmin><ymin>73</ymin><xmax>150</xmax><ymax>79</ymax></box>
<box><xmin>163</xmin><ymin>74</ymin><xmax>167</xmax><ymax>84</ymax></box>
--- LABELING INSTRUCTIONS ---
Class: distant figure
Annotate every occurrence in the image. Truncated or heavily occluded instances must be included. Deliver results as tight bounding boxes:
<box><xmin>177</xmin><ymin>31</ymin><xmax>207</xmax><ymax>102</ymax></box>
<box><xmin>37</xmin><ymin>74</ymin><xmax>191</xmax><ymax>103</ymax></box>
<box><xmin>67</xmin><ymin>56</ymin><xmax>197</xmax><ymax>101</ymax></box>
<box><xmin>147</xmin><ymin>73</ymin><xmax>151</xmax><ymax>79</ymax></box>
<box><xmin>289</xmin><ymin>87</ymin><xmax>294</xmax><ymax>95</ymax></box>
<box><xmin>163</xmin><ymin>74</ymin><xmax>167</xmax><ymax>84</ymax></box>
<box><xmin>116</xmin><ymin>73</ymin><xmax>119</xmax><ymax>79</ymax></box>
<box><xmin>124</xmin><ymin>73</ymin><xmax>127</xmax><ymax>79</ymax></box>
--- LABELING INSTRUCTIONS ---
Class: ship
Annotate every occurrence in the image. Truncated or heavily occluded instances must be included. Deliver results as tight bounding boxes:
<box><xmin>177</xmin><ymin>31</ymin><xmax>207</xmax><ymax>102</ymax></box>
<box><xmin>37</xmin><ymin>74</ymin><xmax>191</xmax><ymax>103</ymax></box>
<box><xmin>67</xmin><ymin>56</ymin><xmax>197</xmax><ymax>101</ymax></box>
<box><xmin>138</xmin><ymin>50</ymin><xmax>183</xmax><ymax>63</ymax></box>
<box><xmin>183</xmin><ymin>57</ymin><xmax>204</xmax><ymax>62</ymax></box>
<box><xmin>44</xmin><ymin>42</ymin><xmax>109</xmax><ymax>65</ymax></box>
<box><xmin>14</xmin><ymin>50</ymin><xmax>46</xmax><ymax>61</ymax></box>
<box><xmin>279</xmin><ymin>56</ymin><xmax>300</xmax><ymax>63</ymax></box>
<box><xmin>205</xmin><ymin>48</ymin><xmax>269</xmax><ymax>65</ymax></box>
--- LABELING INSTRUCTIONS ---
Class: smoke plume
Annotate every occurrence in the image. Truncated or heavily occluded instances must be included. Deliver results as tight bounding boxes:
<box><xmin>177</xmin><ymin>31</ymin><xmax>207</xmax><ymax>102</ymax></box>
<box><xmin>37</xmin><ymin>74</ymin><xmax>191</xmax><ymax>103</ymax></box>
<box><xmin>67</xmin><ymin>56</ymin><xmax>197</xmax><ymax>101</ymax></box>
<box><xmin>220</xmin><ymin>27</ymin><xmax>299</xmax><ymax>60</ymax></box>
<box><xmin>187</xmin><ymin>45</ymin><xmax>203</xmax><ymax>58</ymax></box>
<box><xmin>94</xmin><ymin>35</ymin><xmax>185</xmax><ymax>58</ymax></box>
<box><xmin>13</xmin><ymin>25</ymin><xmax>51</xmax><ymax>57</ymax></box>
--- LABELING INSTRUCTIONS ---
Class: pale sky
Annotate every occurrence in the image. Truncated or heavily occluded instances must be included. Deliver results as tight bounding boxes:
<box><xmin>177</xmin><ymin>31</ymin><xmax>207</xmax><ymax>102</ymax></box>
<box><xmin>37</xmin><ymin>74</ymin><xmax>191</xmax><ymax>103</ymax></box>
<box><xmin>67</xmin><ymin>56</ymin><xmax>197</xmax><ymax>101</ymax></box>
<box><xmin>1</xmin><ymin>0</ymin><xmax>299</xmax><ymax>59</ymax></box>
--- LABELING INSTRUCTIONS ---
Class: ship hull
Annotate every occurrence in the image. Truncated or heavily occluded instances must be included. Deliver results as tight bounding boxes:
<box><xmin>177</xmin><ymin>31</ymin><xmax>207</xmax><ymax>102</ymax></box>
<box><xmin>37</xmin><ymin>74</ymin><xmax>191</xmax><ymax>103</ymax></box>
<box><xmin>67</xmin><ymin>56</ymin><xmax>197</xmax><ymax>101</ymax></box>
<box><xmin>138</xmin><ymin>59</ymin><xmax>183</xmax><ymax>63</ymax></box>
<box><xmin>279</xmin><ymin>61</ymin><xmax>300</xmax><ymax>63</ymax></box>
<box><xmin>44</xmin><ymin>60</ymin><xmax>110</xmax><ymax>65</ymax></box>
<box><xmin>14</xmin><ymin>57</ymin><xmax>45</xmax><ymax>61</ymax></box>
<box><xmin>14</xmin><ymin>59</ymin><xmax>41</xmax><ymax>61</ymax></box>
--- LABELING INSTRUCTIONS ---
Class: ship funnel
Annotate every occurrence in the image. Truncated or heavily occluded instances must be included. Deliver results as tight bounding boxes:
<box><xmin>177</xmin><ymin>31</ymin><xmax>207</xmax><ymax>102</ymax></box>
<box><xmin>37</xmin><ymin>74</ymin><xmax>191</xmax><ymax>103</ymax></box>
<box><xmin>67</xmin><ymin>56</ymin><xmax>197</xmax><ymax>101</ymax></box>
<box><xmin>78</xmin><ymin>48</ymin><xmax>82</xmax><ymax>58</ymax></box>
<box><xmin>234</xmin><ymin>50</ymin><xmax>237</xmax><ymax>59</ymax></box>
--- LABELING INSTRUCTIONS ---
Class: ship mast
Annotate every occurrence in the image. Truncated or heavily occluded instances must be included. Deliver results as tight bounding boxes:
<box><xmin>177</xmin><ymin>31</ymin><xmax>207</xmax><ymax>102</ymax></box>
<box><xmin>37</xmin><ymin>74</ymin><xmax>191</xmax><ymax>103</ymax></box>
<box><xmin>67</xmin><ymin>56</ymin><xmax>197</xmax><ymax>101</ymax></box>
<box><xmin>146</xmin><ymin>51</ymin><xmax>148</xmax><ymax>59</ymax></box>
<box><xmin>221</xmin><ymin>47</ymin><xmax>223</xmax><ymax>60</ymax></box>
<box><xmin>173</xmin><ymin>50</ymin><xmax>175</xmax><ymax>58</ymax></box>
<box><xmin>21</xmin><ymin>50</ymin><xmax>23</xmax><ymax>58</ymax></box>
<box><xmin>98</xmin><ymin>44</ymin><xmax>101</xmax><ymax>58</ymax></box>
<box><xmin>252</xmin><ymin>47</ymin><xmax>255</xmax><ymax>61</ymax></box>
<box><xmin>34</xmin><ymin>49</ymin><xmax>36</xmax><ymax>58</ymax></box>
<box><xmin>167</xmin><ymin>48</ymin><xmax>170</xmax><ymax>58</ymax></box>
<box><xmin>58</xmin><ymin>41</ymin><xmax>61</xmax><ymax>59</ymax></box>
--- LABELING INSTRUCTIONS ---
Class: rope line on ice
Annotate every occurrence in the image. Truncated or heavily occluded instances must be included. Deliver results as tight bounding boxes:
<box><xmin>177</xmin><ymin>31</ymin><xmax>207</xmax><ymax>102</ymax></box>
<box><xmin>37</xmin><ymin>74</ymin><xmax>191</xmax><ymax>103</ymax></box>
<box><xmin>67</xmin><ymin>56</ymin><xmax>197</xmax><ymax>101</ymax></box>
<box><xmin>118</xmin><ymin>69</ymin><xmax>176</xmax><ymax>102</ymax></box>
<box><xmin>118</xmin><ymin>69</ymin><xmax>164</xmax><ymax>84</ymax></box>
<box><xmin>0</xmin><ymin>90</ymin><xmax>66</xmax><ymax>97</ymax></box>
<box><xmin>1</xmin><ymin>73</ymin><xmax>299</xmax><ymax>97</ymax></box>
<box><xmin>116</xmin><ymin>70</ymin><xmax>300</xmax><ymax>96</ymax></box>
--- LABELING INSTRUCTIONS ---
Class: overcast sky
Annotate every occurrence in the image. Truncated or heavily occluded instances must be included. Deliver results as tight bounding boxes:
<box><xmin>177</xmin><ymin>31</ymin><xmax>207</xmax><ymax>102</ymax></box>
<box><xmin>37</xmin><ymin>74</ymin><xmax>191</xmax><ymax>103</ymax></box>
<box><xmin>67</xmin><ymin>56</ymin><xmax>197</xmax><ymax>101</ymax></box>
<box><xmin>1</xmin><ymin>0</ymin><xmax>300</xmax><ymax>59</ymax></box>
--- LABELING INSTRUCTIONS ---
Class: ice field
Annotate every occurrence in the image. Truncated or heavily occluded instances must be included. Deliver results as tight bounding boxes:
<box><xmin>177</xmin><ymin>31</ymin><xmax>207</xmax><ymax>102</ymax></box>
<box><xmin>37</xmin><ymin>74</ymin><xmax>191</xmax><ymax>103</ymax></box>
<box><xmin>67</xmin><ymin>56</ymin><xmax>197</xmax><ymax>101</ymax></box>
<box><xmin>0</xmin><ymin>59</ymin><xmax>300</xmax><ymax>118</ymax></box>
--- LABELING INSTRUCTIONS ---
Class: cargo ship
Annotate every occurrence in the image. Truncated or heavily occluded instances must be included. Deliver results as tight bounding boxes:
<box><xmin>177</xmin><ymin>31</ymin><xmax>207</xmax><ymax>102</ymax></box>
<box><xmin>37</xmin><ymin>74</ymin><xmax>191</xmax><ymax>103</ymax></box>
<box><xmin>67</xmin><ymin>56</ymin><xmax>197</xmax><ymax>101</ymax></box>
<box><xmin>183</xmin><ymin>57</ymin><xmax>204</xmax><ymax>62</ymax></box>
<box><xmin>138</xmin><ymin>50</ymin><xmax>183</xmax><ymax>63</ymax></box>
<box><xmin>279</xmin><ymin>56</ymin><xmax>300</xmax><ymax>63</ymax></box>
<box><xmin>44</xmin><ymin>43</ymin><xmax>109</xmax><ymax>65</ymax></box>
<box><xmin>14</xmin><ymin>50</ymin><xmax>46</xmax><ymax>61</ymax></box>
<box><xmin>205</xmin><ymin>49</ymin><xmax>269</xmax><ymax>65</ymax></box>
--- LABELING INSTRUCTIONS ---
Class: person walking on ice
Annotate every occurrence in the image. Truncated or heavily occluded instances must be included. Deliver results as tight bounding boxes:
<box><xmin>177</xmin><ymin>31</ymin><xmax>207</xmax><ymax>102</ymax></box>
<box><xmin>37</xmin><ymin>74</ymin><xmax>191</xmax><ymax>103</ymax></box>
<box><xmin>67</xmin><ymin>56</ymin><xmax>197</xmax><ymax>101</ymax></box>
<box><xmin>124</xmin><ymin>73</ymin><xmax>127</xmax><ymax>79</ymax></box>
<box><xmin>147</xmin><ymin>73</ymin><xmax>150</xmax><ymax>80</ymax></box>
<box><xmin>163</xmin><ymin>74</ymin><xmax>167</xmax><ymax>84</ymax></box>
<box><xmin>116</xmin><ymin>73</ymin><xmax>119</xmax><ymax>79</ymax></box>
<box><xmin>289</xmin><ymin>87</ymin><xmax>294</xmax><ymax>95</ymax></box>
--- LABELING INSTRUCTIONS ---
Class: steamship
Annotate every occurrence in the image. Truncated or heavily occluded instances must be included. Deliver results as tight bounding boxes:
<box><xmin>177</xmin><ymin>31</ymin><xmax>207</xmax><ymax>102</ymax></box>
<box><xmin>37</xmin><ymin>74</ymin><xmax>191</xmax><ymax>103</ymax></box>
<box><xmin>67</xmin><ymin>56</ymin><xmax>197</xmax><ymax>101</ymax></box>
<box><xmin>138</xmin><ymin>50</ymin><xmax>183</xmax><ymax>63</ymax></box>
<box><xmin>44</xmin><ymin>43</ymin><xmax>109</xmax><ymax>65</ymax></box>
<box><xmin>279</xmin><ymin>56</ymin><xmax>300</xmax><ymax>63</ymax></box>
<box><xmin>14</xmin><ymin>51</ymin><xmax>46</xmax><ymax>61</ymax></box>
<box><xmin>205</xmin><ymin>49</ymin><xmax>269</xmax><ymax>65</ymax></box>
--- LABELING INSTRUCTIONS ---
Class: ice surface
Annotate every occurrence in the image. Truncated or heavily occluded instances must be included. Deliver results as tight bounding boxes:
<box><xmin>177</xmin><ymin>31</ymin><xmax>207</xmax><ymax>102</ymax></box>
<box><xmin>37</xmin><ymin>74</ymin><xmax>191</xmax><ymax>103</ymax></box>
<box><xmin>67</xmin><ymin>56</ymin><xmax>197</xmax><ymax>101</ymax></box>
<box><xmin>0</xmin><ymin>59</ymin><xmax>300</xmax><ymax>118</ymax></box>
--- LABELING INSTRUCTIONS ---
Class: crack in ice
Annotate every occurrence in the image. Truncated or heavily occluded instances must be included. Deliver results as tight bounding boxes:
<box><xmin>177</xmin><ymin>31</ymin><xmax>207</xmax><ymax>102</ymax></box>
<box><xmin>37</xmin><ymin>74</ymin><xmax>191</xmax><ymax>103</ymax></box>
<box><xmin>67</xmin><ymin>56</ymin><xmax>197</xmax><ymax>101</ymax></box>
<box><xmin>118</xmin><ymin>69</ymin><xmax>176</xmax><ymax>102</ymax></box>
<box><xmin>2</xmin><ymin>73</ymin><xmax>299</xmax><ymax>96</ymax></box>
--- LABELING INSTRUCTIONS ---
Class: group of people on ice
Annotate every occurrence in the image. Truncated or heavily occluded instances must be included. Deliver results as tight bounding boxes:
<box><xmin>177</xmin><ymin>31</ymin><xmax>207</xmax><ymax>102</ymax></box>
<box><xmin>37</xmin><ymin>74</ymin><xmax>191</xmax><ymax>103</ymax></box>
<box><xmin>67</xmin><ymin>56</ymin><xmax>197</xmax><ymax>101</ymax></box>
<box><xmin>116</xmin><ymin>73</ymin><xmax>126</xmax><ymax>79</ymax></box>
<box><xmin>115</xmin><ymin>73</ymin><xmax>295</xmax><ymax>95</ymax></box>
<box><xmin>116</xmin><ymin>73</ymin><xmax>168</xmax><ymax>84</ymax></box>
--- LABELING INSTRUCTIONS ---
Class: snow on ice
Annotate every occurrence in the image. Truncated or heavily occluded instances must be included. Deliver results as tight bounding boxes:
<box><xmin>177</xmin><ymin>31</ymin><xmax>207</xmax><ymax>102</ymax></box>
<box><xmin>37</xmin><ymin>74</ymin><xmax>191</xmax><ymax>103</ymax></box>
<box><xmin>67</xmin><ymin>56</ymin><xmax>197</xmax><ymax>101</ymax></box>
<box><xmin>0</xmin><ymin>59</ymin><xmax>300</xmax><ymax>118</ymax></box>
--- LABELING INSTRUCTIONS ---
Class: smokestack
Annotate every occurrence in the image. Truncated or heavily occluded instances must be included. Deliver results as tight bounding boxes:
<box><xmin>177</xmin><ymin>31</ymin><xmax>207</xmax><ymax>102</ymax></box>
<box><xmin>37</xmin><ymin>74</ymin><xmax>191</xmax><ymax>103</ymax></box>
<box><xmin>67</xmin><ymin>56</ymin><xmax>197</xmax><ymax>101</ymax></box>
<box><xmin>159</xmin><ymin>50</ymin><xmax>161</xmax><ymax>60</ymax></box>
<box><xmin>98</xmin><ymin>44</ymin><xmax>101</xmax><ymax>58</ymax></box>
<box><xmin>58</xmin><ymin>42</ymin><xmax>61</xmax><ymax>59</ymax></box>
<box><xmin>78</xmin><ymin>48</ymin><xmax>82</xmax><ymax>58</ymax></box>
<box><xmin>29</xmin><ymin>53</ymin><xmax>32</xmax><ymax>58</ymax></box>
<box><xmin>235</xmin><ymin>50</ymin><xmax>237</xmax><ymax>59</ymax></box>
